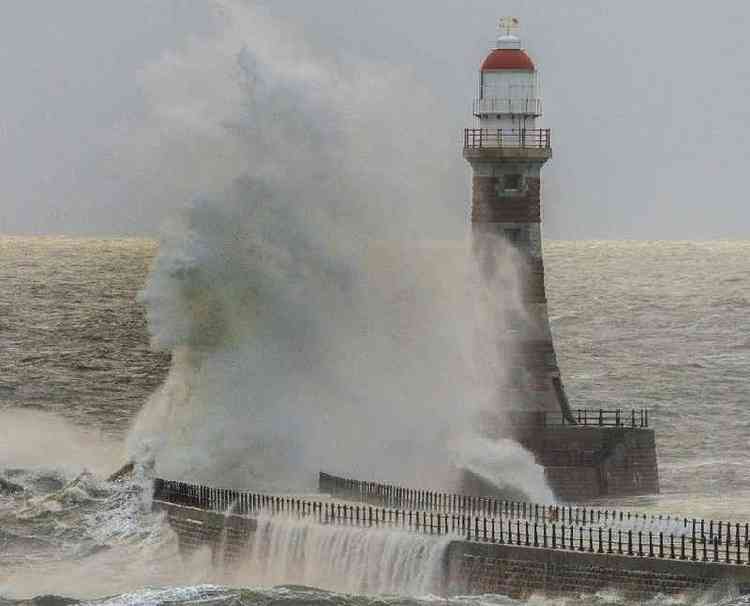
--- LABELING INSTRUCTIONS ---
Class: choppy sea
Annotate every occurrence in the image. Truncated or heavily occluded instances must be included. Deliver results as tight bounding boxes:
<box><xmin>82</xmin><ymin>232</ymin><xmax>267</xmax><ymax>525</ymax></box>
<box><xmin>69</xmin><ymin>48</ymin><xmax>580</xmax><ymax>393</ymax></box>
<box><xmin>1</xmin><ymin>236</ymin><xmax>748</xmax><ymax>605</ymax></box>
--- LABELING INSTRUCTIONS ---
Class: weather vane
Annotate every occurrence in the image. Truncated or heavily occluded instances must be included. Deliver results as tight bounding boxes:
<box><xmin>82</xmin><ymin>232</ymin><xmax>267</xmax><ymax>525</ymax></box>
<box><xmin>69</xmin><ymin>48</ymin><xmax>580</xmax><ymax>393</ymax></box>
<box><xmin>498</xmin><ymin>16</ymin><xmax>520</xmax><ymax>36</ymax></box>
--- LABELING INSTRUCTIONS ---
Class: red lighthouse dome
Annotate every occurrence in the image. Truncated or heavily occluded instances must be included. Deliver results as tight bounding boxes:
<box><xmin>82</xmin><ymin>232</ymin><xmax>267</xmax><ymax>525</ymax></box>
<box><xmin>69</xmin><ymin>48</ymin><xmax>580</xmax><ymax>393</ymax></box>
<box><xmin>481</xmin><ymin>33</ymin><xmax>535</xmax><ymax>72</ymax></box>
<box><xmin>474</xmin><ymin>22</ymin><xmax>542</xmax><ymax>120</ymax></box>
<box><xmin>481</xmin><ymin>48</ymin><xmax>535</xmax><ymax>72</ymax></box>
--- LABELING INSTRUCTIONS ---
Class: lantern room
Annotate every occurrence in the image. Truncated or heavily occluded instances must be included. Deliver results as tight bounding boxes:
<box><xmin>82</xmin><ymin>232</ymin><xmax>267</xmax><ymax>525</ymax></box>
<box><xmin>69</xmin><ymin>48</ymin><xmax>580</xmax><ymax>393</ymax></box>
<box><xmin>475</xmin><ymin>18</ymin><xmax>542</xmax><ymax>131</ymax></box>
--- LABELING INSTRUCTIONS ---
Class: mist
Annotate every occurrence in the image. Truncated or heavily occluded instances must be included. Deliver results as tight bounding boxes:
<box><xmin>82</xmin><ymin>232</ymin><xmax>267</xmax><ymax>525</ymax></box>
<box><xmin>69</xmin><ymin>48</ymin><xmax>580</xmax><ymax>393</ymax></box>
<box><xmin>2</xmin><ymin>1</ymin><xmax>750</xmax><ymax>239</ymax></box>
<box><xmin>125</xmin><ymin>1</ymin><xmax>551</xmax><ymax>501</ymax></box>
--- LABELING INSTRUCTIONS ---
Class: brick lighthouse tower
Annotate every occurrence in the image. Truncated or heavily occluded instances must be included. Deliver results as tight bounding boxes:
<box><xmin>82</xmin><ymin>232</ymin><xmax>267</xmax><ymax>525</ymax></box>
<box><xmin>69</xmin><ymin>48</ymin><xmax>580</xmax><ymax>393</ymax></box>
<box><xmin>464</xmin><ymin>18</ymin><xmax>574</xmax><ymax>424</ymax></box>
<box><xmin>463</xmin><ymin>20</ymin><xmax>660</xmax><ymax>502</ymax></box>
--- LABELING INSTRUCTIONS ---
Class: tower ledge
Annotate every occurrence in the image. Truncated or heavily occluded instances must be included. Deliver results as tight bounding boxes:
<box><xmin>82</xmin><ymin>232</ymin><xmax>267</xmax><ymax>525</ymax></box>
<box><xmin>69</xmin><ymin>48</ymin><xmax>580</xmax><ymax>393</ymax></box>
<box><xmin>463</xmin><ymin>128</ymin><xmax>551</xmax><ymax>161</ymax></box>
<box><xmin>463</xmin><ymin>146</ymin><xmax>552</xmax><ymax>162</ymax></box>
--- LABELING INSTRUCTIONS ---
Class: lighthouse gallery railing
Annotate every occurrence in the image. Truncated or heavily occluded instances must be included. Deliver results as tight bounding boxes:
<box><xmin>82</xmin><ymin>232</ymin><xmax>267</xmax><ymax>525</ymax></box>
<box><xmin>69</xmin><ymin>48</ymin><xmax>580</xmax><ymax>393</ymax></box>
<box><xmin>473</xmin><ymin>97</ymin><xmax>543</xmax><ymax>116</ymax></box>
<box><xmin>464</xmin><ymin>128</ymin><xmax>551</xmax><ymax>149</ymax></box>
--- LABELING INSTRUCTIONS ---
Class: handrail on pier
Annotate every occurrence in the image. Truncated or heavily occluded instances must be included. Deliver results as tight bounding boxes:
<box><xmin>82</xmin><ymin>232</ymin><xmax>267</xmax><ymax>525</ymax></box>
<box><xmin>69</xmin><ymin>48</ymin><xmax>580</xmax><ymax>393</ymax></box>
<box><xmin>153</xmin><ymin>477</ymin><xmax>750</xmax><ymax>567</ymax></box>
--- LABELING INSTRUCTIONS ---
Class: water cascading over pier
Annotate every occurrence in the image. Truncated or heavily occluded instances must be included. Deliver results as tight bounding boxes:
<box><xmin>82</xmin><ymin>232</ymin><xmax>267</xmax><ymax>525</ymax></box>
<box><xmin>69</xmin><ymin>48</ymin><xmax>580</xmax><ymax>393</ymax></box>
<box><xmin>236</xmin><ymin>516</ymin><xmax>449</xmax><ymax>594</ymax></box>
<box><xmin>154</xmin><ymin>477</ymin><xmax>750</xmax><ymax>600</ymax></box>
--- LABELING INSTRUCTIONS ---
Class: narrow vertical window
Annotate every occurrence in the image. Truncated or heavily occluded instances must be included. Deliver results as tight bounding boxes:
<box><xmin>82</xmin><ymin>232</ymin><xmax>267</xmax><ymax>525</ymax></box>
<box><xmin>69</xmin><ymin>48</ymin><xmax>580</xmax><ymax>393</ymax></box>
<box><xmin>504</xmin><ymin>228</ymin><xmax>522</xmax><ymax>243</ymax></box>
<box><xmin>503</xmin><ymin>174</ymin><xmax>523</xmax><ymax>191</ymax></box>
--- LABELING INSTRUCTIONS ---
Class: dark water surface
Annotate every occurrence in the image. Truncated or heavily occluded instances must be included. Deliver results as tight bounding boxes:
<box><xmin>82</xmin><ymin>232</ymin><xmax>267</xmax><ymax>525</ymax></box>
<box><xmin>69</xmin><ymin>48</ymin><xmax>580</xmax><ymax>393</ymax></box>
<box><xmin>1</xmin><ymin>237</ymin><xmax>748</xmax><ymax>604</ymax></box>
<box><xmin>0</xmin><ymin>237</ymin><xmax>168</xmax><ymax>435</ymax></box>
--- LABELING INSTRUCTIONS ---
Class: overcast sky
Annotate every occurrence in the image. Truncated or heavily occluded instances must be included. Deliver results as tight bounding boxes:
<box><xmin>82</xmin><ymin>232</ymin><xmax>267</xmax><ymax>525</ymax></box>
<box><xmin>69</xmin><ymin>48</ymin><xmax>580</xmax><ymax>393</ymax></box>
<box><xmin>1</xmin><ymin>1</ymin><xmax>749</xmax><ymax>239</ymax></box>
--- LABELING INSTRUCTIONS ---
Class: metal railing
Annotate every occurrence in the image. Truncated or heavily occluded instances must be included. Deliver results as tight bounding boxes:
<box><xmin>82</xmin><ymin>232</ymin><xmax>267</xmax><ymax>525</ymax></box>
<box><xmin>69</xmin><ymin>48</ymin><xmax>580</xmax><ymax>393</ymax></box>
<box><xmin>473</xmin><ymin>97</ymin><xmax>542</xmax><ymax>116</ymax></box>
<box><xmin>500</xmin><ymin>408</ymin><xmax>648</xmax><ymax>428</ymax></box>
<box><xmin>574</xmin><ymin>407</ymin><xmax>648</xmax><ymax>427</ymax></box>
<box><xmin>508</xmin><ymin>408</ymin><xmax>649</xmax><ymax>428</ymax></box>
<box><xmin>464</xmin><ymin>128</ymin><xmax>551</xmax><ymax>149</ymax></box>
<box><xmin>318</xmin><ymin>473</ymin><xmax>746</xmax><ymax>545</ymax></box>
<box><xmin>153</xmin><ymin>478</ymin><xmax>750</xmax><ymax>566</ymax></box>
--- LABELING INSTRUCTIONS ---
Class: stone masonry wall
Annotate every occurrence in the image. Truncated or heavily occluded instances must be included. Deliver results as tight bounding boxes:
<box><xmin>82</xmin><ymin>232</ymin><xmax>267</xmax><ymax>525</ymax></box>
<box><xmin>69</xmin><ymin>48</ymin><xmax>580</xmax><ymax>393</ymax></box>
<box><xmin>469</xmin><ymin>163</ymin><xmax>569</xmax><ymax>418</ymax></box>
<box><xmin>519</xmin><ymin>427</ymin><xmax>660</xmax><ymax>502</ymax></box>
<box><xmin>157</xmin><ymin>500</ymin><xmax>750</xmax><ymax>599</ymax></box>
<box><xmin>477</xmin><ymin>420</ymin><xmax>659</xmax><ymax>502</ymax></box>
<box><xmin>446</xmin><ymin>540</ymin><xmax>750</xmax><ymax>599</ymax></box>
<box><xmin>471</xmin><ymin>177</ymin><xmax>542</xmax><ymax>223</ymax></box>
<box><xmin>156</xmin><ymin>501</ymin><xmax>256</xmax><ymax>563</ymax></box>
<box><xmin>543</xmin><ymin>467</ymin><xmax>602</xmax><ymax>502</ymax></box>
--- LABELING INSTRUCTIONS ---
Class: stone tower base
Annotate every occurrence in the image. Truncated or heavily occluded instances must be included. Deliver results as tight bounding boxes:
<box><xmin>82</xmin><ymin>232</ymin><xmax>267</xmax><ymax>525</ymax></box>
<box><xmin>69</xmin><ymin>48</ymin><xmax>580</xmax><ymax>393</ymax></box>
<box><xmin>520</xmin><ymin>426</ymin><xmax>659</xmax><ymax>502</ymax></box>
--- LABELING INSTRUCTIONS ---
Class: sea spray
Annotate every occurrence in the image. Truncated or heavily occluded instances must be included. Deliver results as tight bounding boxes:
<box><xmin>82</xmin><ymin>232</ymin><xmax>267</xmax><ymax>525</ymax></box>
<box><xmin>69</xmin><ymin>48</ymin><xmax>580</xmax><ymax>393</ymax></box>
<box><xmin>236</xmin><ymin>515</ymin><xmax>451</xmax><ymax>596</ymax></box>
<box><xmin>453</xmin><ymin>436</ymin><xmax>555</xmax><ymax>504</ymax></box>
<box><xmin>0</xmin><ymin>408</ymin><xmax>123</xmax><ymax>477</ymax></box>
<box><xmin>127</xmin><ymin>0</ymin><xmax>555</xmax><ymax>501</ymax></box>
<box><xmin>470</xmin><ymin>229</ymin><xmax>556</xmax><ymax>419</ymax></box>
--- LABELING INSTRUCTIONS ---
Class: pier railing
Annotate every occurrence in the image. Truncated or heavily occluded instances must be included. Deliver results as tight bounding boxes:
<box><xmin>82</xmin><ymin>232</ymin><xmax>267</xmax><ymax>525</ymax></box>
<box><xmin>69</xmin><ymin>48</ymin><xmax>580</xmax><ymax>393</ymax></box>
<box><xmin>463</xmin><ymin>128</ymin><xmax>551</xmax><ymax>149</ymax></box>
<box><xmin>318</xmin><ymin>472</ymin><xmax>744</xmax><ymax>546</ymax></box>
<box><xmin>507</xmin><ymin>408</ymin><xmax>649</xmax><ymax>428</ymax></box>
<box><xmin>153</xmin><ymin>478</ymin><xmax>750</xmax><ymax>566</ymax></box>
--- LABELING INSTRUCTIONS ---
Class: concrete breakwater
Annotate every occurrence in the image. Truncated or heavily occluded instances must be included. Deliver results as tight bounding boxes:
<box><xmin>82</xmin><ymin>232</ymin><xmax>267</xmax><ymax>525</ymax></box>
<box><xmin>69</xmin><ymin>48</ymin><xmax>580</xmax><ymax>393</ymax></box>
<box><xmin>153</xmin><ymin>478</ymin><xmax>750</xmax><ymax>598</ymax></box>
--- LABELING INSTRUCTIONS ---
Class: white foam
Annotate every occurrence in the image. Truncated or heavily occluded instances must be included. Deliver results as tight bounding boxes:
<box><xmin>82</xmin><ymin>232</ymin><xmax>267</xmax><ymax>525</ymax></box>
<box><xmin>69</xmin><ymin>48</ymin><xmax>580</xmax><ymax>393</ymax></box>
<box><xmin>235</xmin><ymin>515</ymin><xmax>451</xmax><ymax>596</ymax></box>
<box><xmin>454</xmin><ymin>436</ymin><xmax>556</xmax><ymax>504</ymax></box>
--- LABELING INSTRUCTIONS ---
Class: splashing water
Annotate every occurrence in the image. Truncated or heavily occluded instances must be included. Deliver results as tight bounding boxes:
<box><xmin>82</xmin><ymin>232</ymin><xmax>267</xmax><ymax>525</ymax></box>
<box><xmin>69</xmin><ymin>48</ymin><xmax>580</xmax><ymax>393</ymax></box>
<box><xmin>235</xmin><ymin>515</ymin><xmax>451</xmax><ymax>596</ymax></box>
<box><xmin>124</xmin><ymin>0</ymin><xmax>554</xmax><ymax>503</ymax></box>
<box><xmin>454</xmin><ymin>436</ymin><xmax>555</xmax><ymax>504</ymax></box>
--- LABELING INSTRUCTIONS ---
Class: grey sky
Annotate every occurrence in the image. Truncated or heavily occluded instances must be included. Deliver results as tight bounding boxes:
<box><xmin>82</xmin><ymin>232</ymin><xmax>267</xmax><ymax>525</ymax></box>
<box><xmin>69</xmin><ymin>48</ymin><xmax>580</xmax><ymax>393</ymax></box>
<box><xmin>1</xmin><ymin>1</ymin><xmax>749</xmax><ymax>239</ymax></box>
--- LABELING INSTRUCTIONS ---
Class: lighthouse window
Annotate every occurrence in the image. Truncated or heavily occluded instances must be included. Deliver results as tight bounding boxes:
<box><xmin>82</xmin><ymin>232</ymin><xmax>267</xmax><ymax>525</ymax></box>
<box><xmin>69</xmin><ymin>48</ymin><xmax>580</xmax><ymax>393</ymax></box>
<box><xmin>503</xmin><ymin>174</ymin><xmax>523</xmax><ymax>191</ymax></box>
<box><xmin>504</xmin><ymin>228</ymin><xmax>522</xmax><ymax>243</ymax></box>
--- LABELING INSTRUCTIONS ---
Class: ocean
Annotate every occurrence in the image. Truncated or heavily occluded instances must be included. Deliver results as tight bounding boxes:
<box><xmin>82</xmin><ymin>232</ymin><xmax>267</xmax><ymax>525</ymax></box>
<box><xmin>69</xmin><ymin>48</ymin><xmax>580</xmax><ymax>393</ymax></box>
<box><xmin>1</xmin><ymin>236</ymin><xmax>749</xmax><ymax>604</ymax></box>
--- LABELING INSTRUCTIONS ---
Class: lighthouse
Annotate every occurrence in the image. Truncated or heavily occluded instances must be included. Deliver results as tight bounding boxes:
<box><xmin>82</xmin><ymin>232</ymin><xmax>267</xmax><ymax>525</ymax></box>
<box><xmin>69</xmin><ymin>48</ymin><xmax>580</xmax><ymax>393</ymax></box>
<box><xmin>463</xmin><ymin>20</ymin><xmax>659</xmax><ymax>502</ymax></box>
<box><xmin>465</xmin><ymin>18</ymin><xmax>574</xmax><ymax>425</ymax></box>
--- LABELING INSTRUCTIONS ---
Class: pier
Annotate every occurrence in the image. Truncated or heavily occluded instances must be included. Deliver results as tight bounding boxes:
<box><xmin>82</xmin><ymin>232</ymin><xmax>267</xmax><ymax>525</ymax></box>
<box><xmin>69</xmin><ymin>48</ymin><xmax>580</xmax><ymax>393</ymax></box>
<box><xmin>153</xmin><ymin>476</ymin><xmax>750</xmax><ymax>598</ymax></box>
